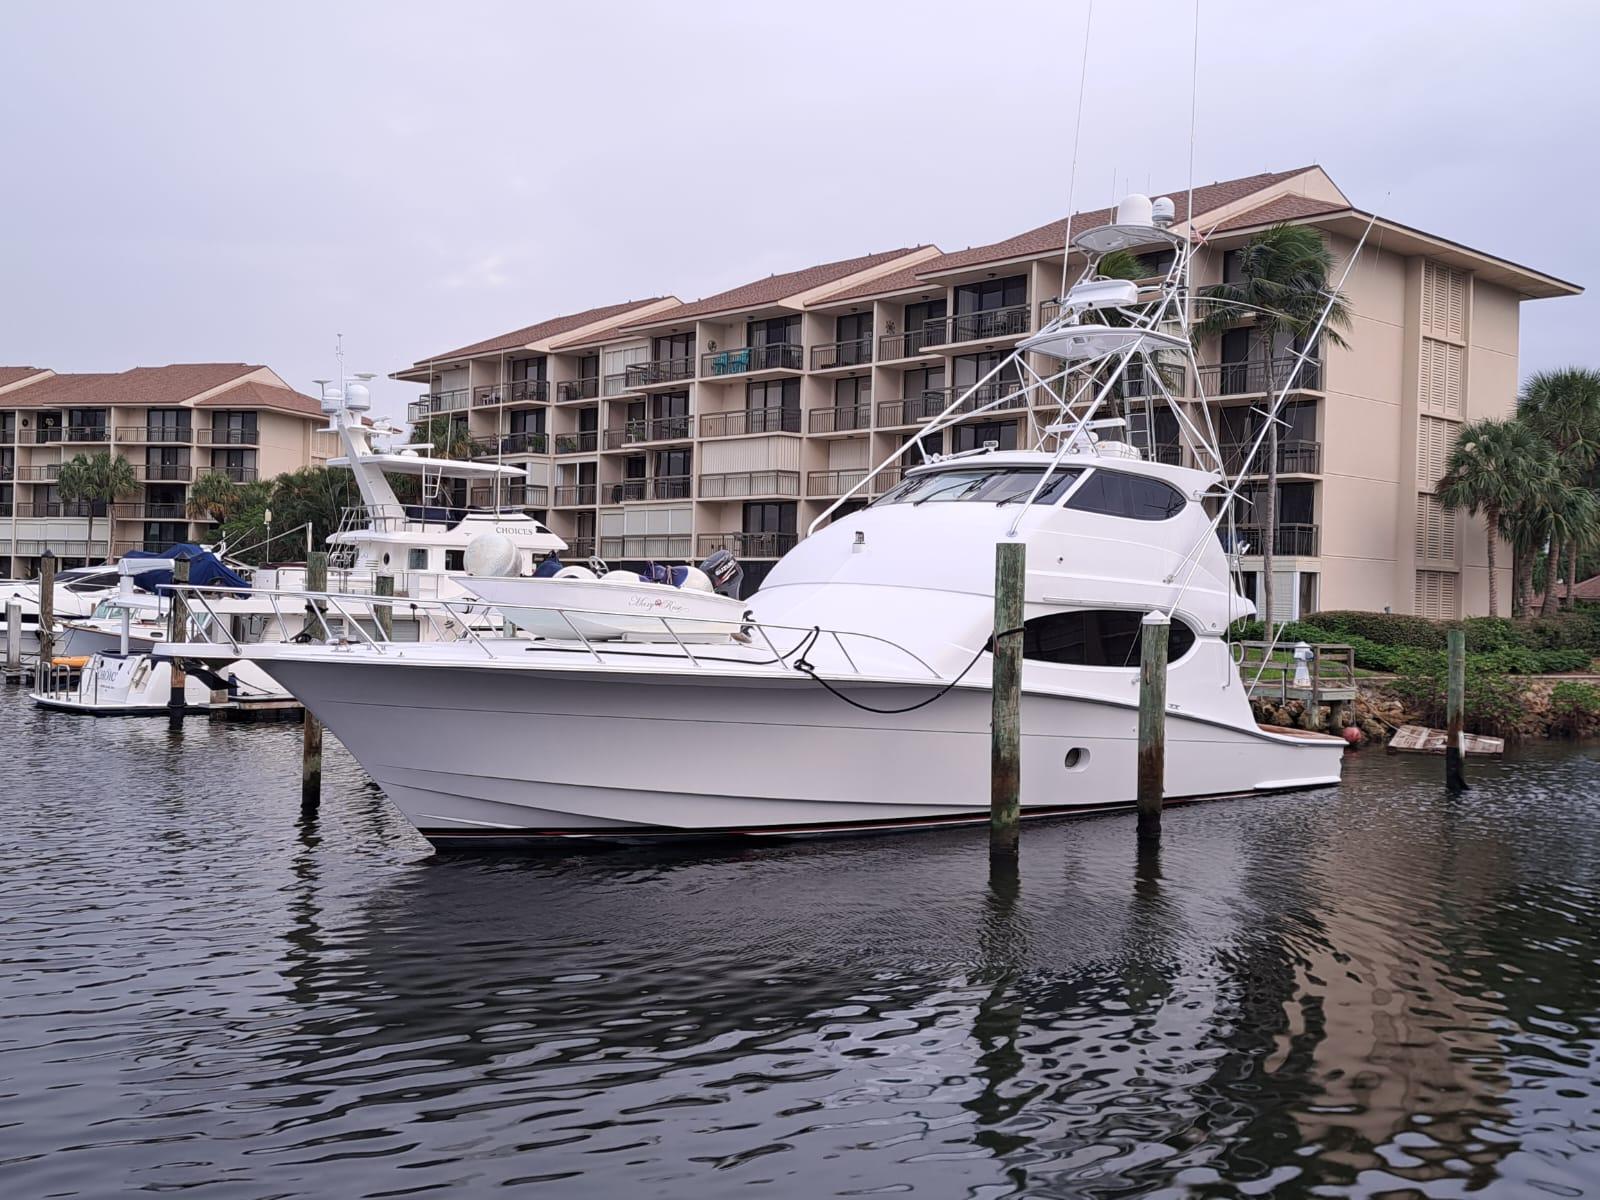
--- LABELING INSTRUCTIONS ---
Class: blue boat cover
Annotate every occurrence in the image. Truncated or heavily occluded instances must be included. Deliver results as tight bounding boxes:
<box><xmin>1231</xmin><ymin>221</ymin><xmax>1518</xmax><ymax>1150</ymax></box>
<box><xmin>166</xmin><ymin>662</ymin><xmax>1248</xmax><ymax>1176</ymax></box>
<box><xmin>124</xmin><ymin>544</ymin><xmax>251</xmax><ymax>593</ymax></box>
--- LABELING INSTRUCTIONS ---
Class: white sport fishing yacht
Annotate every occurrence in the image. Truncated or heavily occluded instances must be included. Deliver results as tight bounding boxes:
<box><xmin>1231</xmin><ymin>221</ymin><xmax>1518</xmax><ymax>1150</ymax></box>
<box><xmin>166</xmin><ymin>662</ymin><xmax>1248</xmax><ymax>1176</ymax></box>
<box><xmin>1</xmin><ymin>563</ymin><xmax>121</xmax><ymax>656</ymax></box>
<box><xmin>166</xmin><ymin>195</ymin><xmax>1347</xmax><ymax>845</ymax></box>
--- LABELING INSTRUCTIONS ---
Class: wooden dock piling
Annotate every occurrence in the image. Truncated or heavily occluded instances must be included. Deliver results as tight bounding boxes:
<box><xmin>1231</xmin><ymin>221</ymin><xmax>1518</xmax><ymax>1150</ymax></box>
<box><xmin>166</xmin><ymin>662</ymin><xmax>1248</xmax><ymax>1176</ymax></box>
<box><xmin>374</xmin><ymin>573</ymin><xmax>394</xmax><ymax>640</ymax></box>
<box><xmin>166</xmin><ymin>554</ymin><xmax>190</xmax><ymax>728</ymax></box>
<box><xmin>37</xmin><ymin>550</ymin><xmax>56</xmax><ymax>676</ymax></box>
<box><xmin>4</xmin><ymin>599</ymin><xmax>21</xmax><ymax>681</ymax></box>
<box><xmin>1445</xmin><ymin>627</ymin><xmax>1467</xmax><ymax>792</ymax></box>
<box><xmin>990</xmin><ymin>541</ymin><xmax>1025</xmax><ymax>858</ymax></box>
<box><xmin>1136</xmin><ymin>611</ymin><xmax>1170</xmax><ymax>842</ymax></box>
<box><xmin>301</xmin><ymin>552</ymin><xmax>328</xmax><ymax>807</ymax></box>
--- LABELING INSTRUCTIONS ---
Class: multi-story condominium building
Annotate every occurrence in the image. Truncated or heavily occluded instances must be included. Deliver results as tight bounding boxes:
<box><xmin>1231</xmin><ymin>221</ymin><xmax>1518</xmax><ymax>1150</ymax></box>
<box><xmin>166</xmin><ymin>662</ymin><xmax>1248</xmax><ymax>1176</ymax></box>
<box><xmin>395</xmin><ymin>166</ymin><xmax>1579</xmax><ymax>618</ymax></box>
<box><xmin>0</xmin><ymin>363</ymin><xmax>336</xmax><ymax>576</ymax></box>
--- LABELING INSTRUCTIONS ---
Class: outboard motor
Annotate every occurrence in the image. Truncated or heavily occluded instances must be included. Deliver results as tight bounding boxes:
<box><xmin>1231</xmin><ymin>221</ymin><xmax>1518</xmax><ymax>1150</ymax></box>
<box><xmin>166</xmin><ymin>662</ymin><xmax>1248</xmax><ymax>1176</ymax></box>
<box><xmin>698</xmin><ymin>549</ymin><xmax>744</xmax><ymax>599</ymax></box>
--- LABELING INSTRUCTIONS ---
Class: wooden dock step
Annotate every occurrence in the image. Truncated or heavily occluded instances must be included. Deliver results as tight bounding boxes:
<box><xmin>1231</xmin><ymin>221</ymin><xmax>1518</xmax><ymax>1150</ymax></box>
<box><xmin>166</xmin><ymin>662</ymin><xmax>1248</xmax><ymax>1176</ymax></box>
<box><xmin>1386</xmin><ymin>724</ymin><xmax>1504</xmax><ymax>756</ymax></box>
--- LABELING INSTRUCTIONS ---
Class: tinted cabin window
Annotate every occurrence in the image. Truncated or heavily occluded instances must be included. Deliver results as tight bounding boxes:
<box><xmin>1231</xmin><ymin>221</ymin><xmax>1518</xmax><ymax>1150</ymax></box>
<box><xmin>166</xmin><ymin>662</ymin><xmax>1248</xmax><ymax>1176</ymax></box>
<box><xmin>1019</xmin><ymin>610</ymin><xmax>1197</xmax><ymax>668</ymax></box>
<box><xmin>874</xmin><ymin>467</ymin><xmax>1081</xmax><ymax>506</ymax></box>
<box><xmin>1065</xmin><ymin>470</ymin><xmax>1187</xmax><ymax>520</ymax></box>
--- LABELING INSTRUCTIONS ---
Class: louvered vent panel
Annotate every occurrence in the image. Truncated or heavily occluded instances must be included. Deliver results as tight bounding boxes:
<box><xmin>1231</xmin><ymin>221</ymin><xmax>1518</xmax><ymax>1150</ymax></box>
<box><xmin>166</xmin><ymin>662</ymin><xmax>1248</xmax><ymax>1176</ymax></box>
<box><xmin>1415</xmin><ymin>494</ymin><xmax>1458</xmax><ymax>561</ymax></box>
<box><xmin>1414</xmin><ymin>569</ymin><xmax>1461</xmax><ymax>619</ymax></box>
<box><xmin>1421</xmin><ymin>261</ymin><xmax>1467</xmax><ymax>340</ymax></box>
<box><xmin>1417</xmin><ymin>415</ymin><xmax>1452</xmax><ymax>486</ymax></box>
<box><xmin>1419</xmin><ymin>338</ymin><xmax>1465</xmax><ymax>416</ymax></box>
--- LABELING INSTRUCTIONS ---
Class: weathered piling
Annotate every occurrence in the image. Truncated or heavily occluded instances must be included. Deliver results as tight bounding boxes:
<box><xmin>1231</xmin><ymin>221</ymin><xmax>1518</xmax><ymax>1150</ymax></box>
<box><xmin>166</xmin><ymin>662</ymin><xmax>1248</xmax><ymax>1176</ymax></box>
<box><xmin>990</xmin><ymin>541</ymin><xmax>1025</xmax><ymax>858</ymax></box>
<box><xmin>1445</xmin><ymin>627</ymin><xmax>1467</xmax><ymax>792</ymax></box>
<box><xmin>374</xmin><ymin>573</ymin><xmax>394</xmax><ymax>641</ymax></box>
<box><xmin>37</xmin><ymin>549</ymin><xmax>56</xmax><ymax>672</ymax></box>
<box><xmin>166</xmin><ymin>554</ymin><xmax>191</xmax><ymax>728</ymax></box>
<box><xmin>4</xmin><ymin>599</ymin><xmax>21</xmax><ymax>681</ymax></box>
<box><xmin>301</xmin><ymin>552</ymin><xmax>328</xmax><ymax>807</ymax></box>
<box><xmin>1136</xmin><ymin>611</ymin><xmax>1170</xmax><ymax>842</ymax></box>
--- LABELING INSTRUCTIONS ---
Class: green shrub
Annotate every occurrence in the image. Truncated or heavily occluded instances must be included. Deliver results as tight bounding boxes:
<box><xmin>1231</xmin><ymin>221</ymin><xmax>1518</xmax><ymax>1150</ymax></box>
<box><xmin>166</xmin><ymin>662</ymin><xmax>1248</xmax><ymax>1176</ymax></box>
<box><xmin>1549</xmin><ymin>680</ymin><xmax>1600</xmax><ymax>735</ymax></box>
<box><xmin>1461</xmin><ymin>616</ymin><xmax>1516</xmax><ymax>653</ymax></box>
<box><xmin>1307</xmin><ymin>610</ymin><xmax>1448</xmax><ymax>649</ymax></box>
<box><xmin>1534</xmin><ymin>648</ymin><xmax>1594</xmax><ymax>673</ymax></box>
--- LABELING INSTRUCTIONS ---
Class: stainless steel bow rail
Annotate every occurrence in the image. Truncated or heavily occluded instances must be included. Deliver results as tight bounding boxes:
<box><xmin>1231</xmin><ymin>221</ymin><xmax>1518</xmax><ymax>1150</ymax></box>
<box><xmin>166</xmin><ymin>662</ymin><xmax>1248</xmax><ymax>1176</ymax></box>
<box><xmin>164</xmin><ymin>584</ymin><xmax>944</xmax><ymax>681</ymax></box>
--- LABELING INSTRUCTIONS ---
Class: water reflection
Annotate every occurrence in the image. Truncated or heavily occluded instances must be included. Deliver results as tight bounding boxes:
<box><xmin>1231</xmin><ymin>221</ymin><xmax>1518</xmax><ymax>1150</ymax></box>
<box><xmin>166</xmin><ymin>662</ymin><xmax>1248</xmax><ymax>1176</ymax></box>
<box><xmin>1</xmin><ymin>692</ymin><xmax>1598</xmax><ymax>1198</ymax></box>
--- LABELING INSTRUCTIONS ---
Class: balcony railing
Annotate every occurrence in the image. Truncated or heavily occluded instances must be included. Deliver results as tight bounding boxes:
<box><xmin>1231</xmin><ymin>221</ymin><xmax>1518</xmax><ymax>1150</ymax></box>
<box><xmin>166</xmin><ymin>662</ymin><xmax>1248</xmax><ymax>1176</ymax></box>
<box><xmin>810</xmin><ymin>336</ymin><xmax>873</xmax><ymax>370</ymax></box>
<box><xmin>701</xmin><ymin>343</ymin><xmax>804</xmax><ymax>377</ymax></box>
<box><xmin>1220</xmin><ymin>439</ymin><xmax>1323</xmax><ymax>476</ymax></box>
<box><xmin>14</xmin><ymin>540</ymin><xmax>94</xmax><ymax>559</ymax></box>
<box><xmin>406</xmin><ymin>389</ymin><xmax>471</xmax><ymax>422</ymax></box>
<box><xmin>137</xmin><ymin>463</ymin><xmax>194</xmax><ymax>482</ymax></box>
<box><xmin>116</xmin><ymin>425</ymin><xmax>192</xmax><ymax>443</ymax></box>
<box><xmin>699</xmin><ymin>407</ymin><xmax>802</xmax><ymax>438</ymax></box>
<box><xmin>602</xmin><ymin>372</ymin><xmax>640</xmax><ymax>397</ymax></box>
<box><xmin>625</xmin><ymin>358</ymin><xmax>696</xmax><ymax>388</ymax></box>
<box><xmin>808</xmin><ymin>404</ymin><xmax>872</xmax><ymax>434</ymax></box>
<box><xmin>1230</xmin><ymin>523</ymin><xmax>1321</xmax><ymax>557</ymax></box>
<box><xmin>698</xmin><ymin>470</ymin><xmax>801</xmax><ymax>498</ymax></box>
<box><xmin>485</xmin><ymin>431</ymin><xmax>548</xmax><ymax>456</ymax></box>
<box><xmin>473</xmin><ymin>380</ymin><xmax>549</xmax><ymax>407</ymax></box>
<box><xmin>942</xmin><ymin>304</ymin><xmax>1031</xmax><ymax>344</ymax></box>
<box><xmin>557</xmin><ymin>377</ymin><xmax>600</xmax><ymax>403</ymax></box>
<box><xmin>110</xmin><ymin>503</ymin><xmax>190</xmax><ymax>521</ymax></box>
<box><xmin>604</xmin><ymin>417</ymin><xmax>692</xmax><ymax>448</ymax></box>
<box><xmin>15</xmin><ymin>465</ymin><xmax>62</xmax><ymax>481</ymax></box>
<box><xmin>207</xmin><ymin>465</ymin><xmax>259</xmax><ymax>483</ymax></box>
<box><xmin>806</xmin><ymin>469</ymin><xmax>871</xmax><ymax>498</ymax></box>
<box><xmin>555</xmin><ymin>431</ymin><xmax>600</xmax><ymax>454</ymax></box>
<box><xmin>35</xmin><ymin>425</ymin><xmax>109</xmax><ymax>444</ymax></box>
<box><xmin>697</xmin><ymin>531</ymin><xmax>797</xmax><ymax>559</ymax></box>
<box><xmin>201</xmin><ymin>427</ymin><xmax>259</xmax><ymax>445</ymax></box>
<box><xmin>1197</xmin><ymin>357</ymin><xmax>1322</xmax><ymax>397</ymax></box>
<box><xmin>566</xmin><ymin>536</ymin><xmax>596</xmax><ymax>558</ymax></box>
<box><xmin>878</xmin><ymin>323</ymin><xmax>948</xmax><ymax>360</ymax></box>
<box><xmin>13</xmin><ymin>501</ymin><xmax>95</xmax><ymax>518</ymax></box>
<box><xmin>600</xmin><ymin>534</ymin><xmax>693</xmax><ymax>560</ymax></box>
<box><xmin>552</xmin><ymin>484</ymin><xmax>598</xmax><ymax>506</ymax></box>
<box><xmin>609</xmin><ymin>476</ymin><xmax>692</xmax><ymax>502</ymax></box>
<box><xmin>877</xmin><ymin>383</ymin><xmax>1027</xmax><ymax>426</ymax></box>
<box><xmin>1039</xmin><ymin>299</ymin><xmax>1061</xmax><ymax>325</ymax></box>
<box><xmin>468</xmin><ymin>484</ymin><xmax>550</xmax><ymax>508</ymax></box>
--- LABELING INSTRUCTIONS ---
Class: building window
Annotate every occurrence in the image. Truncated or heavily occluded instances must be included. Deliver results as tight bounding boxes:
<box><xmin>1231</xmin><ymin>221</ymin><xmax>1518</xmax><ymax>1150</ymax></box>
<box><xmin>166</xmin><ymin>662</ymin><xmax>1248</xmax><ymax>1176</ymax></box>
<box><xmin>952</xmin><ymin>420</ymin><xmax>1018</xmax><ymax>453</ymax></box>
<box><xmin>1064</xmin><ymin>469</ymin><xmax>1187</xmax><ymax>521</ymax></box>
<box><xmin>653</xmin><ymin>332</ymin><xmax>695</xmax><ymax>360</ymax></box>
<box><xmin>578</xmin><ymin>354</ymin><xmax>599</xmax><ymax>381</ymax></box>
<box><xmin>1298</xmin><ymin>572</ymin><xmax>1319</xmax><ymax>617</ymax></box>
<box><xmin>742</xmin><ymin>501</ymin><xmax>795</xmax><ymax>535</ymax></box>
<box><xmin>954</xmin><ymin>275</ymin><xmax>1026</xmax><ymax>314</ymax></box>
<box><xmin>510</xmin><ymin>356</ymin><xmax>546</xmax><ymax>382</ymax></box>
<box><xmin>747</xmin><ymin>315</ymin><xmax>799</xmax><ymax>347</ymax></box>
<box><xmin>509</xmin><ymin>408</ymin><xmax>545</xmax><ymax>435</ymax></box>
<box><xmin>212</xmin><ymin>410</ymin><xmax>258</xmax><ymax>443</ymax></box>
<box><xmin>747</xmin><ymin>378</ymin><xmax>800</xmax><ymax>412</ymax></box>
<box><xmin>905</xmin><ymin>298</ymin><xmax>948</xmax><ymax>349</ymax></box>
<box><xmin>835</xmin><ymin>376</ymin><xmax>871</xmax><ymax>409</ymax></box>
<box><xmin>1014</xmin><ymin>609</ymin><xmax>1197</xmax><ymax>669</ymax></box>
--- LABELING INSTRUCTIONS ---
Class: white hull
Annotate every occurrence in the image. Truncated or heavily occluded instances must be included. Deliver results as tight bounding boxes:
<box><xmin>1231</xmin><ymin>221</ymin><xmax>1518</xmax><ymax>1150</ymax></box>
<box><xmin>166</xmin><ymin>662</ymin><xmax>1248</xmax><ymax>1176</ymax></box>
<box><xmin>251</xmin><ymin>653</ymin><xmax>1344</xmax><ymax>846</ymax></box>
<box><xmin>32</xmin><ymin>651</ymin><xmax>291</xmax><ymax>716</ymax></box>
<box><xmin>462</xmin><ymin>575</ymin><xmax>749</xmax><ymax>641</ymax></box>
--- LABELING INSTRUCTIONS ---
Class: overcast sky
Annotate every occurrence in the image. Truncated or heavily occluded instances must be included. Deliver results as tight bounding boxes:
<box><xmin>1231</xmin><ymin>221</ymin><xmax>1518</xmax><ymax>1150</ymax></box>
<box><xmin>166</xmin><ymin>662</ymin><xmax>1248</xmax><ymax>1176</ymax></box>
<box><xmin>3</xmin><ymin>0</ymin><xmax>1596</xmax><ymax>423</ymax></box>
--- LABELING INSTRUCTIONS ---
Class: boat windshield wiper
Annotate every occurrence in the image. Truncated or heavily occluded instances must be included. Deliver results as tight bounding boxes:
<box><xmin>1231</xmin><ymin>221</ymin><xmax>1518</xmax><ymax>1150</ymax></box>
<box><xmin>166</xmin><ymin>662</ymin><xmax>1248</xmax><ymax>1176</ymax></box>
<box><xmin>995</xmin><ymin>473</ymin><xmax>1067</xmax><ymax>506</ymax></box>
<box><xmin>912</xmin><ymin>475</ymin><xmax>992</xmax><ymax>506</ymax></box>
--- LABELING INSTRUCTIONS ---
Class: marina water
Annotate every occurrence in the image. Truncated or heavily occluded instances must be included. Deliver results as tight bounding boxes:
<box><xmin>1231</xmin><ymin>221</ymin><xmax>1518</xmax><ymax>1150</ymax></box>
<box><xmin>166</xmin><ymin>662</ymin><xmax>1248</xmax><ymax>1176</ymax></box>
<box><xmin>2</xmin><ymin>691</ymin><xmax>1598</xmax><ymax>1198</ymax></box>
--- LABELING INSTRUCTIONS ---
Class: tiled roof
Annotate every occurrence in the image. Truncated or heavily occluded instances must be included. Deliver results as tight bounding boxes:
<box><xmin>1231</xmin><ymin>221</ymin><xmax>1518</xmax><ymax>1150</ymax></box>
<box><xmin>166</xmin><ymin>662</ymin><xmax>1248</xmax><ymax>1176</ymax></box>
<box><xmin>550</xmin><ymin>301</ymin><xmax>686</xmax><ymax>350</ymax></box>
<box><xmin>0</xmin><ymin>366</ymin><xmax>49</xmax><ymax>389</ymax></box>
<box><xmin>1207</xmin><ymin>193</ymin><xmax>1351</xmax><ymax>233</ymax></box>
<box><xmin>631</xmin><ymin>248</ymin><xmax>926</xmax><ymax>324</ymax></box>
<box><xmin>0</xmin><ymin>363</ymin><xmax>285</xmax><ymax>410</ymax></box>
<box><xmin>922</xmin><ymin>167</ymin><xmax>1319</xmax><ymax>272</ymax></box>
<box><xmin>819</xmin><ymin>263</ymin><xmax>948</xmax><ymax>304</ymax></box>
<box><xmin>416</xmin><ymin>299</ymin><xmax>671</xmax><ymax>364</ymax></box>
<box><xmin>193</xmin><ymin>379</ymin><xmax>323</xmax><ymax>417</ymax></box>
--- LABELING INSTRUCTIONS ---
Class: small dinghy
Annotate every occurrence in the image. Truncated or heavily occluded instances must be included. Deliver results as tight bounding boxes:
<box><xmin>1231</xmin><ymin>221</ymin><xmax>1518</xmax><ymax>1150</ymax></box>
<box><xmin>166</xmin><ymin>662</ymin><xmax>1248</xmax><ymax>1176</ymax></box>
<box><xmin>459</xmin><ymin>541</ymin><xmax>749</xmax><ymax>642</ymax></box>
<box><xmin>30</xmin><ymin>650</ymin><xmax>289</xmax><ymax>716</ymax></box>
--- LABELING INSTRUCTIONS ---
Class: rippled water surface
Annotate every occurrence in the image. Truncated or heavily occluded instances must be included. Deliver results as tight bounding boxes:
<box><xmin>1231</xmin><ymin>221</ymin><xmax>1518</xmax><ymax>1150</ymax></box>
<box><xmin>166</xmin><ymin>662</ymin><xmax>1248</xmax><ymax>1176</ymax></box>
<box><xmin>2</xmin><ymin>694</ymin><xmax>1599</xmax><ymax>1198</ymax></box>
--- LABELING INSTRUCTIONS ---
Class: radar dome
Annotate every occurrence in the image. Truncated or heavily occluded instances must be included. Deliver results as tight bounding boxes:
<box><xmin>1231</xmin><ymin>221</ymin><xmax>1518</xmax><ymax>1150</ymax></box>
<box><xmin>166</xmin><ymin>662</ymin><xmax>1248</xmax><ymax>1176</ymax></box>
<box><xmin>344</xmin><ymin>381</ymin><xmax>372</xmax><ymax>411</ymax></box>
<box><xmin>464</xmin><ymin>532</ymin><xmax>520</xmax><ymax>577</ymax></box>
<box><xmin>1115</xmin><ymin>193</ymin><xmax>1153</xmax><ymax>227</ymax></box>
<box><xmin>1151</xmin><ymin>196</ymin><xmax>1176</xmax><ymax>227</ymax></box>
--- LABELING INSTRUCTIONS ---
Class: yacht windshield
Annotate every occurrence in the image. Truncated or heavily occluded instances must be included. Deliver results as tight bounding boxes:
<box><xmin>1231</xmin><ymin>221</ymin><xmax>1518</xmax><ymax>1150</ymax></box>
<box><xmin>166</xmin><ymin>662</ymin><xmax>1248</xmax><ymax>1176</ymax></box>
<box><xmin>874</xmin><ymin>467</ymin><xmax>1083</xmax><ymax>507</ymax></box>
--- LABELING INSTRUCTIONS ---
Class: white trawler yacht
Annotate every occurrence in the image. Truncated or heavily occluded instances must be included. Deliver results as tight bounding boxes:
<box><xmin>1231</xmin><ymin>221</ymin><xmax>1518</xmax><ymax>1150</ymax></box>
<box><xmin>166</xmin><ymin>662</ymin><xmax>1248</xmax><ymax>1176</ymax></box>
<box><xmin>166</xmin><ymin>195</ymin><xmax>1347</xmax><ymax>845</ymax></box>
<box><xmin>36</xmin><ymin>377</ymin><xmax>568</xmax><ymax>716</ymax></box>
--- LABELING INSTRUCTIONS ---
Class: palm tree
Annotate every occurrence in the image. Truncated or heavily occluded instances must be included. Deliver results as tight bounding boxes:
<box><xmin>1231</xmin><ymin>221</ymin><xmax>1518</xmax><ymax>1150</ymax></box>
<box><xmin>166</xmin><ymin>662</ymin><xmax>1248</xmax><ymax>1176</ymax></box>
<box><xmin>411</xmin><ymin>414</ymin><xmax>476</xmax><ymax>460</ymax></box>
<box><xmin>188</xmin><ymin>471</ymin><xmax>242</xmax><ymax>522</ymax></box>
<box><xmin>1435</xmin><ymin>418</ymin><xmax>1551</xmax><ymax>616</ymax></box>
<box><xmin>1196</xmin><ymin>224</ymin><xmax>1352</xmax><ymax>639</ymax></box>
<box><xmin>1520</xmin><ymin>367</ymin><xmax>1600</xmax><ymax>609</ymax></box>
<box><xmin>1535</xmin><ymin>478</ymin><xmax>1600</xmax><ymax>616</ymax></box>
<box><xmin>56</xmin><ymin>452</ymin><xmax>138</xmax><ymax>562</ymax></box>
